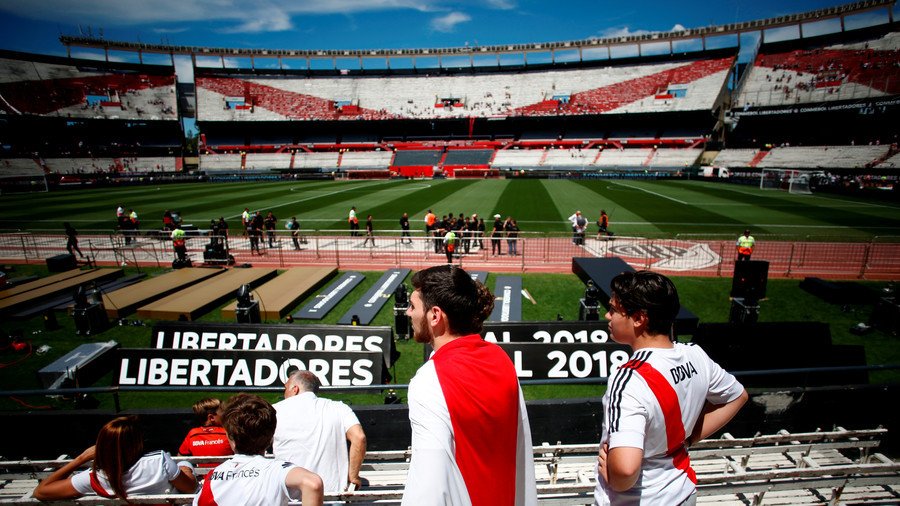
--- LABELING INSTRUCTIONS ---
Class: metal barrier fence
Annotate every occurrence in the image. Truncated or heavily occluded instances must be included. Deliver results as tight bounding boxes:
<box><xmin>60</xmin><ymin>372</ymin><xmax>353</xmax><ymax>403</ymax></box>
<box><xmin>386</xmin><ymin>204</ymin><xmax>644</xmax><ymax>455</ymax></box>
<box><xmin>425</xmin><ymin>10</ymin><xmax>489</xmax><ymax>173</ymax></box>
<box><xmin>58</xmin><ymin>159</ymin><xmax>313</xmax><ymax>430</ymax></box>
<box><xmin>2</xmin><ymin>230</ymin><xmax>899</xmax><ymax>279</ymax></box>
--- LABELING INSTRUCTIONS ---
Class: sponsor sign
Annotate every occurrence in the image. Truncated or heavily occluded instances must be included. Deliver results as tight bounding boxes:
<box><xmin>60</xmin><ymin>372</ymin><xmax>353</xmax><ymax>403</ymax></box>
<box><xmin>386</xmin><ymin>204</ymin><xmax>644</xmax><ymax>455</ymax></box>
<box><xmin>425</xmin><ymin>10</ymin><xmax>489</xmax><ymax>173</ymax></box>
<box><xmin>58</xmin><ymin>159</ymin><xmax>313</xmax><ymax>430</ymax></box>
<box><xmin>733</xmin><ymin>96</ymin><xmax>900</xmax><ymax>118</ymax></box>
<box><xmin>116</xmin><ymin>349</ymin><xmax>381</xmax><ymax>387</ymax></box>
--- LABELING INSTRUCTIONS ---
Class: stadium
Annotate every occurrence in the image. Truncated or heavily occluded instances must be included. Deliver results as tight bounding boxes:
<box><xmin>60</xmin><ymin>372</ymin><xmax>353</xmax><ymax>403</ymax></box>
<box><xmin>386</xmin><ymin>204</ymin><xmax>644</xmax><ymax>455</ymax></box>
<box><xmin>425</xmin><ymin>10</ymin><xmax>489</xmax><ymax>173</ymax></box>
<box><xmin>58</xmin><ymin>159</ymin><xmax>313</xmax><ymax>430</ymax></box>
<box><xmin>1</xmin><ymin>0</ymin><xmax>900</xmax><ymax>503</ymax></box>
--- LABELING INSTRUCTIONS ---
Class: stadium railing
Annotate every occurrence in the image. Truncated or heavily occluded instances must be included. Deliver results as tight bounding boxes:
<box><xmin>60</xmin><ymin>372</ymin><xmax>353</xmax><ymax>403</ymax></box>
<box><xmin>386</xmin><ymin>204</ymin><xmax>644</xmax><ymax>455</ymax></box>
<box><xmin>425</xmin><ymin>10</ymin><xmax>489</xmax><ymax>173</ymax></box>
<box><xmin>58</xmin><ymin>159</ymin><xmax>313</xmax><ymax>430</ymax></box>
<box><xmin>2</xmin><ymin>427</ymin><xmax>898</xmax><ymax>505</ymax></box>
<box><xmin>1</xmin><ymin>231</ymin><xmax>899</xmax><ymax>279</ymax></box>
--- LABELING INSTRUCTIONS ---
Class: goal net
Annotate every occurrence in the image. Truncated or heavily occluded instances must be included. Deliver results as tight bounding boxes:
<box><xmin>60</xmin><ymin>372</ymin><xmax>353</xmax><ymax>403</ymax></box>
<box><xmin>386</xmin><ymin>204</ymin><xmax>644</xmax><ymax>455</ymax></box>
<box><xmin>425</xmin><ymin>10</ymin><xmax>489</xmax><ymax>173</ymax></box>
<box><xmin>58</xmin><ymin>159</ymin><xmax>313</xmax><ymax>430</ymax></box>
<box><xmin>760</xmin><ymin>168</ymin><xmax>813</xmax><ymax>195</ymax></box>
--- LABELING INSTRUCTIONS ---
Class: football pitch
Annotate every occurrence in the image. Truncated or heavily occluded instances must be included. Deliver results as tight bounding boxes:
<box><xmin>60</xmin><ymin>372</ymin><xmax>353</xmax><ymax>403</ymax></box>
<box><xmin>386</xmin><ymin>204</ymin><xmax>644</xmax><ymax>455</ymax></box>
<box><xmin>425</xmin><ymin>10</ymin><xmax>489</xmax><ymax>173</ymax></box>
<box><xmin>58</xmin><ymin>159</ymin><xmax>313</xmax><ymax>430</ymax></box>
<box><xmin>2</xmin><ymin>178</ymin><xmax>899</xmax><ymax>240</ymax></box>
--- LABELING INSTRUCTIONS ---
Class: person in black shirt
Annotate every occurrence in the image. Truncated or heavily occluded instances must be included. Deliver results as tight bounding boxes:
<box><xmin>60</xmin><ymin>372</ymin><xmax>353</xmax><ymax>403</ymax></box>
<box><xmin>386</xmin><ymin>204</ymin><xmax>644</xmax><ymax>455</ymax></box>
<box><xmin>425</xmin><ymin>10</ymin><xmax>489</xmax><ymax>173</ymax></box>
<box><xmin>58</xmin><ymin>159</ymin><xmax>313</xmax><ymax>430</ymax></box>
<box><xmin>64</xmin><ymin>222</ymin><xmax>85</xmax><ymax>258</ymax></box>
<box><xmin>399</xmin><ymin>213</ymin><xmax>412</xmax><ymax>244</ymax></box>
<box><xmin>264</xmin><ymin>211</ymin><xmax>278</xmax><ymax>248</ymax></box>
<box><xmin>491</xmin><ymin>214</ymin><xmax>504</xmax><ymax>255</ymax></box>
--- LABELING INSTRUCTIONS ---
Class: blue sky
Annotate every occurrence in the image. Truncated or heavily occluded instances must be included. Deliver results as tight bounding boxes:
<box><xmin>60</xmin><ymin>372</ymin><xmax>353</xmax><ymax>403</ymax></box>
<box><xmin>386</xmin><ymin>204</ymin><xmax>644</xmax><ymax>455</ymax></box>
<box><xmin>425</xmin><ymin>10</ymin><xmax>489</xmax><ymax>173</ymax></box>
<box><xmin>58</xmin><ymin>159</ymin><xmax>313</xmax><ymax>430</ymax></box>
<box><xmin>0</xmin><ymin>0</ymin><xmax>891</xmax><ymax>62</ymax></box>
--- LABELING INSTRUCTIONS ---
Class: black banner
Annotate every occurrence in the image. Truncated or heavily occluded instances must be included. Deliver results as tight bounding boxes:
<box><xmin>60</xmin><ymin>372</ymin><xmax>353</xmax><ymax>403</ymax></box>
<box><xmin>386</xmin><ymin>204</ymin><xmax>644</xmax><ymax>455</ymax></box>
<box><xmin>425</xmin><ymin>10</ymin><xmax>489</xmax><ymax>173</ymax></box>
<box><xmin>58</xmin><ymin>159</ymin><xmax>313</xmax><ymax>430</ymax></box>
<box><xmin>116</xmin><ymin>349</ymin><xmax>382</xmax><ymax>387</ymax></box>
<box><xmin>294</xmin><ymin>272</ymin><xmax>365</xmax><ymax>320</ymax></box>
<box><xmin>733</xmin><ymin>96</ymin><xmax>900</xmax><ymax>118</ymax></box>
<box><xmin>150</xmin><ymin>321</ymin><xmax>396</xmax><ymax>368</ymax></box>
<box><xmin>482</xmin><ymin>321</ymin><xmax>630</xmax><ymax>380</ymax></box>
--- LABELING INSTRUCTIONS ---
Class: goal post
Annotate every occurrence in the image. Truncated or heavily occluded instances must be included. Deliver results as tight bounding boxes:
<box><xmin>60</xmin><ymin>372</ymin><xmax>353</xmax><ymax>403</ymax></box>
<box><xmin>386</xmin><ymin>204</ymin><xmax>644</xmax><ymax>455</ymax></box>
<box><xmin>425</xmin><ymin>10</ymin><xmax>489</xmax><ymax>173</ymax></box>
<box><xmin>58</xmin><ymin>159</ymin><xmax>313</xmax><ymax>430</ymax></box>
<box><xmin>760</xmin><ymin>168</ymin><xmax>813</xmax><ymax>194</ymax></box>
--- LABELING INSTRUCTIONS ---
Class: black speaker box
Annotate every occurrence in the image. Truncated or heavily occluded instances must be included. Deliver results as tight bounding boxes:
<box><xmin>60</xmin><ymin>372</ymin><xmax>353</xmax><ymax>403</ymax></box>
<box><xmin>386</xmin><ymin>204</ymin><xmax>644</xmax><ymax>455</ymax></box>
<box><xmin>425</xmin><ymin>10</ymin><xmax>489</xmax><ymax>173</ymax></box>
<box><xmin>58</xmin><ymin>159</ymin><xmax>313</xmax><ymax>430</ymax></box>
<box><xmin>870</xmin><ymin>297</ymin><xmax>900</xmax><ymax>335</ymax></box>
<box><xmin>691</xmin><ymin>322</ymin><xmax>850</xmax><ymax>387</ymax></box>
<box><xmin>46</xmin><ymin>254</ymin><xmax>77</xmax><ymax>272</ymax></box>
<box><xmin>799</xmin><ymin>277</ymin><xmax>879</xmax><ymax>305</ymax></box>
<box><xmin>731</xmin><ymin>260</ymin><xmax>769</xmax><ymax>300</ymax></box>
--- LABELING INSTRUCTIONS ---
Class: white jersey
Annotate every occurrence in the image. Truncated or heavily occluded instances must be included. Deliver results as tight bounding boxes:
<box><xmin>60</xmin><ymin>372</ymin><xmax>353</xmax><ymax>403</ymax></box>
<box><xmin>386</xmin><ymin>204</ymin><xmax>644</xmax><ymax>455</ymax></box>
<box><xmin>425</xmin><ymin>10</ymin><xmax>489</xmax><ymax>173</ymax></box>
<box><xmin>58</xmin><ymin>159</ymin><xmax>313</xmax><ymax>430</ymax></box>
<box><xmin>273</xmin><ymin>391</ymin><xmax>360</xmax><ymax>493</ymax></box>
<box><xmin>71</xmin><ymin>450</ymin><xmax>185</xmax><ymax>497</ymax></box>
<box><xmin>194</xmin><ymin>454</ymin><xmax>298</xmax><ymax>506</ymax></box>
<box><xmin>402</xmin><ymin>335</ymin><xmax>537</xmax><ymax>506</ymax></box>
<box><xmin>595</xmin><ymin>343</ymin><xmax>744</xmax><ymax>506</ymax></box>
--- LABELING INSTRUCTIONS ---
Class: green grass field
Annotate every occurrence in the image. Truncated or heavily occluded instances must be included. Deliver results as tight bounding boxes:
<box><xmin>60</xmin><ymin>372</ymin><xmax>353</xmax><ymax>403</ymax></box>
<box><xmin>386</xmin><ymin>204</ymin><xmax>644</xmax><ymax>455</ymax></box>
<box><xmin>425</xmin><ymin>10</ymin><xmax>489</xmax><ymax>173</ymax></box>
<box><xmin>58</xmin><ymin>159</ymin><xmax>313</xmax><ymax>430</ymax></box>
<box><xmin>3</xmin><ymin>178</ymin><xmax>899</xmax><ymax>240</ymax></box>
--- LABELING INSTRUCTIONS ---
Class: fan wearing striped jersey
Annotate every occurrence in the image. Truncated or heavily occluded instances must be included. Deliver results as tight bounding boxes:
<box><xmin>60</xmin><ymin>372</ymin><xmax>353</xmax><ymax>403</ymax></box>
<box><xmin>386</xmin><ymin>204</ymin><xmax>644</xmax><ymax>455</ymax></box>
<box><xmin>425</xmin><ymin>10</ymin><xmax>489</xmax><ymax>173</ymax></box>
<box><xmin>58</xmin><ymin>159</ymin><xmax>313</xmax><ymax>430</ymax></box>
<box><xmin>595</xmin><ymin>271</ymin><xmax>748</xmax><ymax>506</ymax></box>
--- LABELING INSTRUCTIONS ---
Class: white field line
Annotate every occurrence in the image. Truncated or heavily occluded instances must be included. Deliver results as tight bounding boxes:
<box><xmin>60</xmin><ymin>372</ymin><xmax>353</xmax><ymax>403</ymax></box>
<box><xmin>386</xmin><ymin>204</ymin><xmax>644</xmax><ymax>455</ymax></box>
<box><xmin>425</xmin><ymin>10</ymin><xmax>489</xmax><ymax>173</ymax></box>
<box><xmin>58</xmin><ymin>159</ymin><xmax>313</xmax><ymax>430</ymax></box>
<box><xmin>610</xmin><ymin>182</ymin><xmax>688</xmax><ymax>205</ymax></box>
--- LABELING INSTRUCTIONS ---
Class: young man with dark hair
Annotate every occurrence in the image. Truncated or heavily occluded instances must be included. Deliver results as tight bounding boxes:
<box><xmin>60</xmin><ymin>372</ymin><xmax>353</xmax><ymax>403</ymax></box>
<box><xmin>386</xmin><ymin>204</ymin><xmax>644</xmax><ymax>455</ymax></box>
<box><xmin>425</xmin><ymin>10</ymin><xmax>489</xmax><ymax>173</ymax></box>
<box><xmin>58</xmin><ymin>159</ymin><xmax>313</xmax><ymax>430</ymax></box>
<box><xmin>402</xmin><ymin>265</ymin><xmax>536</xmax><ymax>506</ymax></box>
<box><xmin>595</xmin><ymin>271</ymin><xmax>748</xmax><ymax>506</ymax></box>
<box><xmin>194</xmin><ymin>393</ymin><xmax>323</xmax><ymax>506</ymax></box>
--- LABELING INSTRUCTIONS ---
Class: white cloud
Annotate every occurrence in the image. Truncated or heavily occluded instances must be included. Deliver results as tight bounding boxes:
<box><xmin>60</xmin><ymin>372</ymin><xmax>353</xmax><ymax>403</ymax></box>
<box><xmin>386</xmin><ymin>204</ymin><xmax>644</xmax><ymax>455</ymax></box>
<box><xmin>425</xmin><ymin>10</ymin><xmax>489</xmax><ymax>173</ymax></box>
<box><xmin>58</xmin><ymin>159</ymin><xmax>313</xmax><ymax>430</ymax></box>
<box><xmin>484</xmin><ymin>0</ymin><xmax>515</xmax><ymax>9</ymax></box>
<box><xmin>431</xmin><ymin>11</ymin><xmax>471</xmax><ymax>33</ymax></box>
<box><xmin>596</xmin><ymin>23</ymin><xmax>687</xmax><ymax>39</ymax></box>
<box><xmin>152</xmin><ymin>27</ymin><xmax>189</xmax><ymax>34</ymax></box>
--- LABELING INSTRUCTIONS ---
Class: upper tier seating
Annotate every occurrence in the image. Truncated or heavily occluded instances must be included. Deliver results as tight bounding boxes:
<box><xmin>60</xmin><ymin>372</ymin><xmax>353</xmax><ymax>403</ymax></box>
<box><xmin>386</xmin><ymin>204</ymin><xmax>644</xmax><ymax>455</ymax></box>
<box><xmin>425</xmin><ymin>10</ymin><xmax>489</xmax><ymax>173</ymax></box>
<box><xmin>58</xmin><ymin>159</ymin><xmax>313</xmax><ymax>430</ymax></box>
<box><xmin>491</xmin><ymin>149</ymin><xmax>545</xmax><ymax>168</ymax></box>
<box><xmin>293</xmin><ymin>152</ymin><xmax>339</xmax><ymax>169</ymax></box>
<box><xmin>712</xmin><ymin>149</ymin><xmax>760</xmax><ymax>168</ymax></box>
<box><xmin>757</xmin><ymin>145</ymin><xmax>890</xmax><ymax>169</ymax></box>
<box><xmin>0</xmin><ymin>158</ymin><xmax>45</xmax><ymax>177</ymax></box>
<box><xmin>244</xmin><ymin>153</ymin><xmax>291</xmax><ymax>170</ymax></box>
<box><xmin>339</xmin><ymin>151</ymin><xmax>393</xmax><ymax>169</ymax></box>
<box><xmin>195</xmin><ymin>56</ymin><xmax>732</xmax><ymax>121</ymax></box>
<box><xmin>878</xmin><ymin>151</ymin><xmax>900</xmax><ymax>168</ymax></box>
<box><xmin>736</xmin><ymin>31</ymin><xmax>900</xmax><ymax>108</ymax></box>
<box><xmin>0</xmin><ymin>57</ymin><xmax>177</xmax><ymax>120</ymax></box>
<box><xmin>42</xmin><ymin>157</ymin><xmax>177</xmax><ymax>174</ymax></box>
<box><xmin>199</xmin><ymin>154</ymin><xmax>243</xmax><ymax>172</ymax></box>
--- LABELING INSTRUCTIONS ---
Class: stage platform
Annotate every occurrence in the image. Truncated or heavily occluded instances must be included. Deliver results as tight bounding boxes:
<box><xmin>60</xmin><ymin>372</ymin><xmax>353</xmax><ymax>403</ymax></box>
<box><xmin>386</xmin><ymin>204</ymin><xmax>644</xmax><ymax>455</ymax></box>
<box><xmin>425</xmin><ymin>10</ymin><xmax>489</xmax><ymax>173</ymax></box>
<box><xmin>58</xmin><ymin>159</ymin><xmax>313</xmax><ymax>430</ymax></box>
<box><xmin>102</xmin><ymin>268</ymin><xmax>225</xmax><ymax>319</ymax></box>
<box><xmin>136</xmin><ymin>268</ymin><xmax>277</xmax><ymax>321</ymax></box>
<box><xmin>0</xmin><ymin>268</ymin><xmax>123</xmax><ymax>316</ymax></box>
<box><xmin>0</xmin><ymin>268</ymin><xmax>97</xmax><ymax>300</ymax></box>
<box><xmin>220</xmin><ymin>266</ymin><xmax>337</xmax><ymax>320</ymax></box>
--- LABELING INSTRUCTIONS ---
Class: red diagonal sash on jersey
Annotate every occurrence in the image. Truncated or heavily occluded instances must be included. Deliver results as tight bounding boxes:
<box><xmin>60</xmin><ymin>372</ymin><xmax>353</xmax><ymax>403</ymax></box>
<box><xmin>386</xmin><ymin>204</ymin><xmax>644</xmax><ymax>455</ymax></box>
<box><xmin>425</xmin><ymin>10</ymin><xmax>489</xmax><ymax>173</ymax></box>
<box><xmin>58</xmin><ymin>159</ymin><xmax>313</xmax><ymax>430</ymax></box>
<box><xmin>433</xmin><ymin>335</ymin><xmax>520</xmax><ymax>505</ymax></box>
<box><xmin>624</xmin><ymin>360</ymin><xmax>697</xmax><ymax>484</ymax></box>
<box><xmin>196</xmin><ymin>476</ymin><xmax>218</xmax><ymax>506</ymax></box>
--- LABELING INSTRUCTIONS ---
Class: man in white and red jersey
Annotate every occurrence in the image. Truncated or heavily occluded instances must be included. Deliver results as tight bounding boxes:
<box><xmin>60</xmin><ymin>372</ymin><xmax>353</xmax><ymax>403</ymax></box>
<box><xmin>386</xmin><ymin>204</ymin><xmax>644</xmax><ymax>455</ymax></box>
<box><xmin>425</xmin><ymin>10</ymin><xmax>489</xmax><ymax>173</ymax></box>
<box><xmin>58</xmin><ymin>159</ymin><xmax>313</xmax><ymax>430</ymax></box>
<box><xmin>194</xmin><ymin>393</ymin><xmax>323</xmax><ymax>506</ymax></box>
<box><xmin>402</xmin><ymin>265</ymin><xmax>537</xmax><ymax>506</ymax></box>
<box><xmin>595</xmin><ymin>271</ymin><xmax>748</xmax><ymax>506</ymax></box>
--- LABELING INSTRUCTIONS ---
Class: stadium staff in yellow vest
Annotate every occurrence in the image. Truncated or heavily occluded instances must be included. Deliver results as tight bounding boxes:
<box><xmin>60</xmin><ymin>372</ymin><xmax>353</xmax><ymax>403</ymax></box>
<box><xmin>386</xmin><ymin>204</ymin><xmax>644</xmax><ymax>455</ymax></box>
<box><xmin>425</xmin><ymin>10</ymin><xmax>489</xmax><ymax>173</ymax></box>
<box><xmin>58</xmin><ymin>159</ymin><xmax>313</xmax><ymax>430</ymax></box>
<box><xmin>736</xmin><ymin>229</ymin><xmax>755</xmax><ymax>261</ymax></box>
<box><xmin>443</xmin><ymin>228</ymin><xmax>457</xmax><ymax>264</ymax></box>
<box><xmin>172</xmin><ymin>225</ymin><xmax>188</xmax><ymax>263</ymax></box>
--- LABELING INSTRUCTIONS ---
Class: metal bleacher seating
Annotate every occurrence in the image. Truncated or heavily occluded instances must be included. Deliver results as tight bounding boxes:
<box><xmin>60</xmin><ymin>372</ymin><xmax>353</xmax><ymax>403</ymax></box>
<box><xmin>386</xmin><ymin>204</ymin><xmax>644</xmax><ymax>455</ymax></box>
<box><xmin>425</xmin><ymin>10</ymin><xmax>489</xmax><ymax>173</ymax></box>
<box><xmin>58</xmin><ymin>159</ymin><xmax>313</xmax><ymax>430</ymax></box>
<box><xmin>1</xmin><ymin>427</ymin><xmax>897</xmax><ymax>505</ymax></box>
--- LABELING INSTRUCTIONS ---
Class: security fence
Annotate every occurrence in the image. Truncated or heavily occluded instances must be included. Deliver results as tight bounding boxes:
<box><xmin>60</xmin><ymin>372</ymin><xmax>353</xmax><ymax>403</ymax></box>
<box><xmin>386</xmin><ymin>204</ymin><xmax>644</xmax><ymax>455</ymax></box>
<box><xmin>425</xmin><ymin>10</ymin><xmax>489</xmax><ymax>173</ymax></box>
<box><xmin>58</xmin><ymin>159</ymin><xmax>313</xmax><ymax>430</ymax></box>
<box><xmin>2</xmin><ymin>230</ymin><xmax>899</xmax><ymax>279</ymax></box>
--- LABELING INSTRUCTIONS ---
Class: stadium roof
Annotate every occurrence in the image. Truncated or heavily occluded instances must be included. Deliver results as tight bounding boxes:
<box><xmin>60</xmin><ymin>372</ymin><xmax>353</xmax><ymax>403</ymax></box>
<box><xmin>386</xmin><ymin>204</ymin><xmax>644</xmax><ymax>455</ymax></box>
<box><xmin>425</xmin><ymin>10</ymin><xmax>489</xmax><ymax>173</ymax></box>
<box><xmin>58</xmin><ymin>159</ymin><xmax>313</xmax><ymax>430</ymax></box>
<box><xmin>59</xmin><ymin>0</ymin><xmax>895</xmax><ymax>68</ymax></box>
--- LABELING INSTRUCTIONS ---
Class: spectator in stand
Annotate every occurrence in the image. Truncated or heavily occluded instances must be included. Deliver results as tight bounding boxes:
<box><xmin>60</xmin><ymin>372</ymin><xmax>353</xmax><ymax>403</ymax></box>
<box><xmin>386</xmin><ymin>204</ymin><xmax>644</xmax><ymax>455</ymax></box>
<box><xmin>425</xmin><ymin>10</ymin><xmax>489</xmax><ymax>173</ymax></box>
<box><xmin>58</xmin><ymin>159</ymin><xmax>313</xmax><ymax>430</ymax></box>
<box><xmin>505</xmin><ymin>217</ymin><xmax>520</xmax><ymax>256</ymax></box>
<box><xmin>490</xmin><ymin>214</ymin><xmax>504</xmax><ymax>255</ymax></box>
<box><xmin>264</xmin><ymin>211</ymin><xmax>278</xmax><ymax>248</ymax></box>
<box><xmin>399</xmin><ymin>212</ymin><xmax>412</xmax><ymax>244</ymax></box>
<box><xmin>179</xmin><ymin>398</ymin><xmax>233</xmax><ymax>468</ymax></box>
<box><xmin>194</xmin><ymin>394</ymin><xmax>324</xmax><ymax>506</ymax></box>
<box><xmin>32</xmin><ymin>415</ymin><xmax>197</xmax><ymax>501</ymax></box>
<box><xmin>362</xmin><ymin>215</ymin><xmax>375</xmax><ymax>247</ymax></box>
<box><xmin>63</xmin><ymin>222</ymin><xmax>85</xmax><ymax>259</ymax></box>
<box><xmin>594</xmin><ymin>271</ymin><xmax>747</xmax><ymax>505</ymax></box>
<box><xmin>736</xmin><ymin>229</ymin><xmax>755</xmax><ymax>261</ymax></box>
<box><xmin>274</xmin><ymin>370</ymin><xmax>367</xmax><ymax>494</ymax></box>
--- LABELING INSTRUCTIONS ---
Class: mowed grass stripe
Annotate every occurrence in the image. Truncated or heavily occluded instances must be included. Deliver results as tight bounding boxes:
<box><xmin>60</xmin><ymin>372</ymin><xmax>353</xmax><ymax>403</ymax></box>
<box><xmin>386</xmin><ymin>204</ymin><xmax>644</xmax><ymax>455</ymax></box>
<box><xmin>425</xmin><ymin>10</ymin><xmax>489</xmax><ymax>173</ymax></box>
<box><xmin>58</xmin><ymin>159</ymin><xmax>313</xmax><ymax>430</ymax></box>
<box><xmin>665</xmin><ymin>180</ymin><xmax>900</xmax><ymax>234</ymax></box>
<box><xmin>579</xmin><ymin>180</ymin><xmax>744</xmax><ymax>236</ymax></box>
<box><xmin>325</xmin><ymin>179</ymin><xmax>481</xmax><ymax>231</ymax></box>
<box><xmin>421</xmin><ymin>179</ymin><xmax>509</xmax><ymax>224</ymax></box>
<box><xmin>491</xmin><ymin>179</ymin><xmax>555</xmax><ymax>226</ymax></box>
<box><xmin>548</xmin><ymin>179</ymin><xmax>651</xmax><ymax>230</ymax></box>
<box><xmin>537</xmin><ymin>180</ymin><xmax>639</xmax><ymax>234</ymax></box>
